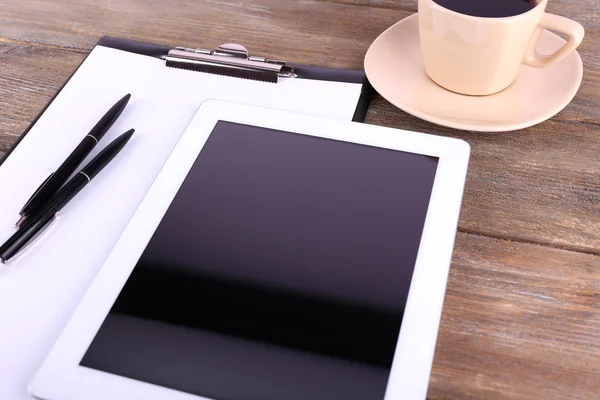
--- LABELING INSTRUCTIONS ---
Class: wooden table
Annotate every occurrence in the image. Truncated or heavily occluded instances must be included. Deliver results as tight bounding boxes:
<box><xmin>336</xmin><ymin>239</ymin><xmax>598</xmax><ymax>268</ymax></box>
<box><xmin>1</xmin><ymin>0</ymin><xmax>598</xmax><ymax>399</ymax></box>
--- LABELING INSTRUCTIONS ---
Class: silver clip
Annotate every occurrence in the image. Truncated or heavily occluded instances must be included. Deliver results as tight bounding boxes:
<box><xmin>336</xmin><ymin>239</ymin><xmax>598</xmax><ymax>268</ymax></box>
<box><xmin>162</xmin><ymin>44</ymin><xmax>297</xmax><ymax>83</ymax></box>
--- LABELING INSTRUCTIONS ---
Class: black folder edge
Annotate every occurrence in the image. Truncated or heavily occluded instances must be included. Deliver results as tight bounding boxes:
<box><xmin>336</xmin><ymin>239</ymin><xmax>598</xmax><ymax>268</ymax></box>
<box><xmin>0</xmin><ymin>36</ymin><xmax>374</xmax><ymax>167</ymax></box>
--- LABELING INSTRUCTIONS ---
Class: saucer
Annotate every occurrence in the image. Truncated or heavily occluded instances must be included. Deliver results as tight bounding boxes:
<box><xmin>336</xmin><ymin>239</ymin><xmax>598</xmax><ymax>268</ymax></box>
<box><xmin>364</xmin><ymin>14</ymin><xmax>583</xmax><ymax>132</ymax></box>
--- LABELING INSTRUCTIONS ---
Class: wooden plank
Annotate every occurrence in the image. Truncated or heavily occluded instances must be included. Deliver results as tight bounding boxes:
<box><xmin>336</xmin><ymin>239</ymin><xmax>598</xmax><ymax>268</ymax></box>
<box><xmin>0</xmin><ymin>0</ymin><xmax>401</xmax><ymax>67</ymax></box>
<box><xmin>3</xmin><ymin>38</ymin><xmax>599</xmax><ymax>253</ymax></box>
<box><xmin>0</xmin><ymin>0</ymin><xmax>597</xmax><ymax>51</ymax></box>
<box><xmin>429</xmin><ymin>232</ymin><xmax>600</xmax><ymax>400</ymax></box>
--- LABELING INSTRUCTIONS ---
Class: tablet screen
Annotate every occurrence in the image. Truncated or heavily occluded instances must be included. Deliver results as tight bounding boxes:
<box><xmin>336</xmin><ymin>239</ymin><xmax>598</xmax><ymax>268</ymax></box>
<box><xmin>81</xmin><ymin>121</ymin><xmax>439</xmax><ymax>400</ymax></box>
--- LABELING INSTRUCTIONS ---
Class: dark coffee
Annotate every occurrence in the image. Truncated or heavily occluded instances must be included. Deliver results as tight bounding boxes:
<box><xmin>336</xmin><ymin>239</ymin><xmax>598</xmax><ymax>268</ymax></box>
<box><xmin>433</xmin><ymin>0</ymin><xmax>539</xmax><ymax>18</ymax></box>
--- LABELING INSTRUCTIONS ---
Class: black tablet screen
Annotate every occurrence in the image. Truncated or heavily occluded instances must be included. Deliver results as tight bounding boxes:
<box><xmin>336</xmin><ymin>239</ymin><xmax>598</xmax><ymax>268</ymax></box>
<box><xmin>80</xmin><ymin>121</ymin><xmax>439</xmax><ymax>400</ymax></box>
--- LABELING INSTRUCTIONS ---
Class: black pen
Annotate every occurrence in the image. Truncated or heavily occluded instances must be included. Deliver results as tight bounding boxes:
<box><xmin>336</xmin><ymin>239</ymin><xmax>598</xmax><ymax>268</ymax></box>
<box><xmin>0</xmin><ymin>129</ymin><xmax>135</xmax><ymax>264</ymax></box>
<box><xmin>17</xmin><ymin>94</ymin><xmax>131</xmax><ymax>227</ymax></box>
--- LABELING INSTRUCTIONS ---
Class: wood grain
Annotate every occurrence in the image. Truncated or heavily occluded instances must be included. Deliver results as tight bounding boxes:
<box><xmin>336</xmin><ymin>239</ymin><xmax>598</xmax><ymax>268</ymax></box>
<box><xmin>431</xmin><ymin>232</ymin><xmax>600</xmax><ymax>400</ymax></box>
<box><xmin>0</xmin><ymin>0</ymin><xmax>597</xmax><ymax>67</ymax></box>
<box><xmin>0</xmin><ymin>0</ymin><xmax>400</xmax><ymax>66</ymax></box>
<box><xmin>0</xmin><ymin>44</ymin><xmax>86</xmax><ymax>154</ymax></box>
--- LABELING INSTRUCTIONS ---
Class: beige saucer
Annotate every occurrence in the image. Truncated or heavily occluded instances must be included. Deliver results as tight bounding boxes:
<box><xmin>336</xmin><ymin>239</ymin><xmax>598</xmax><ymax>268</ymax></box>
<box><xmin>364</xmin><ymin>14</ymin><xmax>583</xmax><ymax>132</ymax></box>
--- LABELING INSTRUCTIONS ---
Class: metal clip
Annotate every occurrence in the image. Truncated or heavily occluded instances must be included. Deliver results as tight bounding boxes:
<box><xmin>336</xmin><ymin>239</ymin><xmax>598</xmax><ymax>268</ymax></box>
<box><xmin>162</xmin><ymin>43</ymin><xmax>297</xmax><ymax>83</ymax></box>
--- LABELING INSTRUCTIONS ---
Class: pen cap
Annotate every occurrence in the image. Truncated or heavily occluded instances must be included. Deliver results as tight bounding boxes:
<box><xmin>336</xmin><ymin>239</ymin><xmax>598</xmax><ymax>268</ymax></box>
<box><xmin>82</xmin><ymin>129</ymin><xmax>135</xmax><ymax>179</ymax></box>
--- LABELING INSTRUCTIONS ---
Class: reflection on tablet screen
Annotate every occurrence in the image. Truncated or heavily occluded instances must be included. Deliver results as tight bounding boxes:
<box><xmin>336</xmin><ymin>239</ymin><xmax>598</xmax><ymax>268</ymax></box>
<box><xmin>80</xmin><ymin>121</ymin><xmax>439</xmax><ymax>400</ymax></box>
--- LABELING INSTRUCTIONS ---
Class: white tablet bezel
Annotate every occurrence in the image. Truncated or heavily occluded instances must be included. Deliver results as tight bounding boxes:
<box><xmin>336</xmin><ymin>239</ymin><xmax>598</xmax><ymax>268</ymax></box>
<box><xmin>29</xmin><ymin>99</ymin><xmax>470</xmax><ymax>400</ymax></box>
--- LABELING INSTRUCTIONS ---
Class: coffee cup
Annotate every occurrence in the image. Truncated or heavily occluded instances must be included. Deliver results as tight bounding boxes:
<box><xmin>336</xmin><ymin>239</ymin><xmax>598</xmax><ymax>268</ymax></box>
<box><xmin>418</xmin><ymin>0</ymin><xmax>584</xmax><ymax>95</ymax></box>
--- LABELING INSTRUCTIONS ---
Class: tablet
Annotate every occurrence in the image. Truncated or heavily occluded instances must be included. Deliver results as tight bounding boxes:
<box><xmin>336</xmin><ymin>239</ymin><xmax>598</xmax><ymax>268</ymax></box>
<box><xmin>29</xmin><ymin>100</ymin><xmax>470</xmax><ymax>400</ymax></box>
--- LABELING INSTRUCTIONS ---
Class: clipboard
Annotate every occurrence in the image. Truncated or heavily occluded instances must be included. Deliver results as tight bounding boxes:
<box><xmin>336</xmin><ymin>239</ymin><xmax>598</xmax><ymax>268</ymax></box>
<box><xmin>0</xmin><ymin>36</ymin><xmax>374</xmax><ymax>167</ymax></box>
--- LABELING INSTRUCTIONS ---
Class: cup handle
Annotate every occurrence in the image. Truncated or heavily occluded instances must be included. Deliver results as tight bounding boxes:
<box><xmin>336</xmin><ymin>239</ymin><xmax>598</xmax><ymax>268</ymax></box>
<box><xmin>523</xmin><ymin>13</ymin><xmax>584</xmax><ymax>68</ymax></box>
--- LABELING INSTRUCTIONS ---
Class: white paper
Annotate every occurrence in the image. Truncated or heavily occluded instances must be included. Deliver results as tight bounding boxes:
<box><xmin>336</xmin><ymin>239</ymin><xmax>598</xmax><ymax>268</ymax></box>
<box><xmin>0</xmin><ymin>46</ymin><xmax>363</xmax><ymax>399</ymax></box>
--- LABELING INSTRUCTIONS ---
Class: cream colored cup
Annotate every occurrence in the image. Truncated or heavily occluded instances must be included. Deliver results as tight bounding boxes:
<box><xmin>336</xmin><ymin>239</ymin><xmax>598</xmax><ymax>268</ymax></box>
<box><xmin>418</xmin><ymin>0</ymin><xmax>584</xmax><ymax>95</ymax></box>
